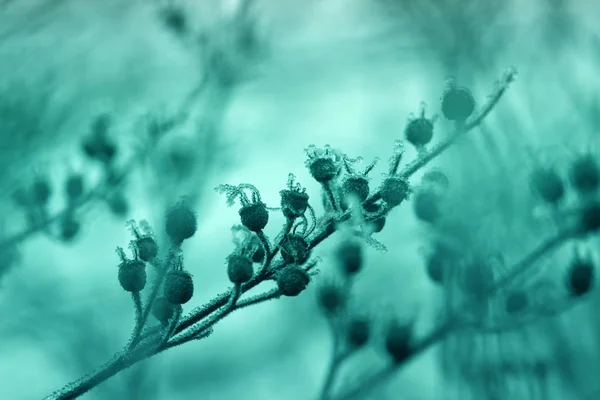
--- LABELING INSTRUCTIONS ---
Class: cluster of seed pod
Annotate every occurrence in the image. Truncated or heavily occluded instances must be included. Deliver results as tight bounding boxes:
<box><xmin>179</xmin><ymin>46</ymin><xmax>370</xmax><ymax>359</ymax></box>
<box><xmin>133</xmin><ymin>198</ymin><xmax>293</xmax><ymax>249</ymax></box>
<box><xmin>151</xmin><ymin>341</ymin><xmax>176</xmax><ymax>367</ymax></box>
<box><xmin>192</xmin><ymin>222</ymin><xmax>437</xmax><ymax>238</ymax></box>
<box><xmin>315</xmin><ymin>234</ymin><xmax>415</xmax><ymax>395</ymax></box>
<box><xmin>216</xmin><ymin>178</ymin><xmax>316</xmax><ymax>297</ymax></box>
<box><xmin>117</xmin><ymin>201</ymin><xmax>198</xmax><ymax>327</ymax></box>
<box><xmin>9</xmin><ymin>114</ymin><xmax>133</xmax><ymax>246</ymax></box>
<box><xmin>527</xmin><ymin>150</ymin><xmax>600</xmax><ymax>296</ymax></box>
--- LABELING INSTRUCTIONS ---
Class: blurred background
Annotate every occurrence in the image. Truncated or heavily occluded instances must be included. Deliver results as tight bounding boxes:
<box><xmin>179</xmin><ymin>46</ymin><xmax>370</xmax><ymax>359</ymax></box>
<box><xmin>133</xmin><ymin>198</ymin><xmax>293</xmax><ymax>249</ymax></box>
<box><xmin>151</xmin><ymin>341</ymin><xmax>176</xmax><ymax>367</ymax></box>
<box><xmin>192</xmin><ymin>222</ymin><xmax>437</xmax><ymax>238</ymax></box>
<box><xmin>1</xmin><ymin>0</ymin><xmax>600</xmax><ymax>399</ymax></box>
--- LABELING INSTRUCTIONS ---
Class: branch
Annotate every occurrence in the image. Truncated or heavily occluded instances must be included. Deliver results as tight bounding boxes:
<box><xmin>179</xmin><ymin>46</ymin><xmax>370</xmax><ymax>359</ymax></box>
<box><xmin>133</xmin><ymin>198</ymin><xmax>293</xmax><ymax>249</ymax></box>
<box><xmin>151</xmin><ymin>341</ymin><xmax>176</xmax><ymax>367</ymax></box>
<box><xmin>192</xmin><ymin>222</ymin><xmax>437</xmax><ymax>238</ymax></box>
<box><xmin>330</xmin><ymin>224</ymin><xmax>578</xmax><ymax>400</ymax></box>
<box><xmin>0</xmin><ymin>79</ymin><xmax>207</xmax><ymax>253</ymax></box>
<box><xmin>128</xmin><ymin>248</ymin><xmax>178</xmax><ymax>350</ymax></box>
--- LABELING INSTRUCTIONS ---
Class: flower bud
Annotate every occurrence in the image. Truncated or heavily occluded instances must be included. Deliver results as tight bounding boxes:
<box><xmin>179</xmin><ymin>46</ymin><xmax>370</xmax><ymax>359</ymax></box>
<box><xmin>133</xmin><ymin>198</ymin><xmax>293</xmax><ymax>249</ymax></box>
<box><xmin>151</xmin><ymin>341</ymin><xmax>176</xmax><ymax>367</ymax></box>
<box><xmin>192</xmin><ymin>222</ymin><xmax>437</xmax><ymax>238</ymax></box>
<box><xmin>118</xmin><ymin>260</ymin><xmax>147</xmax><ymax>292</ymax></box>
<box><xmin>227</xmin><ymin>254</ymin><xmax>254</xmax><ymax>284</ymax></box>
<box><xmin>346</xmin><ymin>317</ymin><xmax>370</xmax><ymax>348</ymax></box>
<box><xmin>136</xmin><ymin>236</ymin><xmax>159</xmax><ymax>262</ymax></box>
<box><xmin>336</xmin><ymin>238</ymin><xmax>363</xmax><ymax>276</ymax></box>
<box><xmin>165</xmin><ymin>201</ymin><xmax>197</xmax><ymax>244</ymax></box>
<box><xmin>277</xmin><ymin>266</ymin><xmax>310</xmax><ymax>297</ymax></box>
<box><xmin>384</xmin><ymin>321</ymin><xmax>413</xmax><ymax>363</ymax></box>
<box><xmin>380</xmin><ymin>176</ymin><xmax>410</xmax><ymax>207</ymax></box>
<box><xmin>280</xmin><ymin>234</ymin><xmax>311</xmax><ymax>265</ymax></box>
<box><xmin>164</xmin><ymin>270</ymin><xmax>194</xmax><ymax>304</ymax></box>
<box><xmin>239</xmin><ymin>203</ymin><xmax>269</xmax><ymax>232</ymax></box>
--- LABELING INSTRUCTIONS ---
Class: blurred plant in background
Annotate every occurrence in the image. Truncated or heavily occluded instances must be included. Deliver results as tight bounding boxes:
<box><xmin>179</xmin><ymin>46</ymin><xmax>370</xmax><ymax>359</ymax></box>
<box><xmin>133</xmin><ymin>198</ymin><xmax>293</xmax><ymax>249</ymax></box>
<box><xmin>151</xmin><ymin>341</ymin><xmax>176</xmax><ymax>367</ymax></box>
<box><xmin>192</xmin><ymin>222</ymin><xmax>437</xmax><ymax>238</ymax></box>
<box><xmin>1</xmin><ymin>0</ymin><xmax>600</xmax><ymax>400</ymax></box>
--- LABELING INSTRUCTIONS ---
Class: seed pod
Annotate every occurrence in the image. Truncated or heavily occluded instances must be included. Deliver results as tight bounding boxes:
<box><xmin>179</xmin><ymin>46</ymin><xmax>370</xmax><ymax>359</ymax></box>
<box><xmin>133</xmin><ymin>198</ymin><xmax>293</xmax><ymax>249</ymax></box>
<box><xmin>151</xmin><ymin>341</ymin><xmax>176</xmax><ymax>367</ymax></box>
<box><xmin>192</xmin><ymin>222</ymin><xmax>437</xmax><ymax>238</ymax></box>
<box><xmin>136</xmin><ymin>236</ymin><xmax>159</xmax><ymax>262</ymax></box>
<box><xmin>425</xmin><ymin>245</ymin><xmax>455</xmax><ymax>285</ymax></box>
<box><xmin>380</xmin><ymin>176</ymin><xmax>410</xmax><ymax>207</ymax></box>
<box><xmin>227</xmin><ymin>254</ymin><xmax>254</xmax><ymax>284</ymax></box>
<box><xmin>152</xmin><ymin>296</ymin><xmax>175</xmax><ymax>325</ymax></box>
<box><xmin>82</xmin><ymin>114</ymin><xmax>117</xmax><ymax>163</ymax></box>
<box><xmin>309</xmin><ymin>158</ymin><xmax>338</xmax><ymax>183</ymax></box>
<box><xmin>336</xmin><ymin>238</ymin><xmax>363</xmax><ymax>276</ymax></box>
<box><xmin>161</xmin><ymin>6</ymin><xmax>187</xmax><ymax>36</ymax></box>
<box><xmin>280</xmin><ymin>189</ymin><xmax>309</xmax><ymax>220</ymax></box>
<box><xmin>316</xmin><ymin>283</ymin><xmax>345</xmax><ymax>315</ymax></box>
<box><xmin>82</xmin><ymin>134</ymin><xmax>117</xmax><ymax>164</ymax></box>
<box><xmin>566</xmin><ymin>256</ymin><xmax>594</xmax><ymax>297</ymax></box>
<box><xmin>250</xmin><ymin>239</ymin><xmax>266</xmax><ymax>263</ymax></box>
<box><xmin>405</xmin><ymin>116</ymin><xmax>434</xmax><ymax>148</ymax></box>
<box><xmin>60</xmin><ymin>215</ymin><xmax>80</xmax><ymax>241</ymax></box>
<box><xmin>342</xmin><ymin>175</ymin><xmax>370</xmax><ymax>203</ymax></box>
<box><xmin>239</xmin><ymin>203</ymin><xmax>269</xmax><ymax>232</ymax></box>
<box><xmin>441</xmin><ymin>86</ymin><xmax>475</xmax><ymax>121</ymax></box>
<box><xmin>346</xmin><ymin>317</ymin><xmax>370</xmax><ymax>348</ymax></box>
<box><xmin>107</xmin><ymin>192</ymin><xmax>129</xmax><ymax>217</ymax></box>
<box><xmin>569</xmin><ymin>154</ymin><xmax>600</xmax><ymax>194</ymax></box>
<box><xmin>118</xmin><ymin>260</ymin><xmax>147</xmax><ymax>292</ymax></box>
<box><xmin>505</xmin><ymin>290</ymin><xmax>528</xmax><ymax>314</ymax></box>
<box><xmin>384</xmin><ymin>322</ymin><xmax>413</xmax><ymax>363</ymax></box>
<box><xmin>65</xmin><ymin>173</ymin><xmax>85</xmax><ymax>201</ymax></box>
<box><xmin>413</xmin><ymin>189</ymin><xmax>441</xmax><ymax>223</ymax></box>
<box><xmin>421</xmin><ymin>170</ymin><xmax>449</xmax><ymax>190</ymax></box>
<box><xmin>32</xmin><ymin>178</ymin><xmax>51</xmax><ymax>206</ymax></box>
<box><xmin>164</xmin><ymin>270</ymin><xmax>194</xmax><ymax>304</ymax></box>
<box><xmin>580</xmin><ymin>202</ymin><xmax>600</xmax><ymax>233</ymax></box>
<box><xmin>165</xmin><ymin>202</ymin><xmax>197</xmax><ymax>244</ymax></box>
<box><xmin>530</xmin><ymin>167</ymin><xmax>565</xmax><ymax>205</ymax></box>
<box><xmin>277</xmin><ymin>266</ymin><xmax>310</xmax><ymax>297</ymax></box>
<box><xmin>280</xmin><ymin>234</ymin><xmax>311</xmax><ymax>265</ymax></box>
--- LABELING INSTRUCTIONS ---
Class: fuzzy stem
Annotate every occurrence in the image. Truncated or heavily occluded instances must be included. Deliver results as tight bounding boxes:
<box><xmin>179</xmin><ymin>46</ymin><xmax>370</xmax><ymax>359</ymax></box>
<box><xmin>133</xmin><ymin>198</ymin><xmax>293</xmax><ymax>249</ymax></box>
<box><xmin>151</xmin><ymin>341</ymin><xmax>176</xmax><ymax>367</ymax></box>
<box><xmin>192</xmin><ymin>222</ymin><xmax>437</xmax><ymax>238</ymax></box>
<box><xmin>330</xmin><ymin>226</ymin><xmax>578</xmax><ymax>400</ymax></box>
<box><xmin>128</xmin><ymin>247</ymin><xmax>178</xmax><ymax>350</ymax></box>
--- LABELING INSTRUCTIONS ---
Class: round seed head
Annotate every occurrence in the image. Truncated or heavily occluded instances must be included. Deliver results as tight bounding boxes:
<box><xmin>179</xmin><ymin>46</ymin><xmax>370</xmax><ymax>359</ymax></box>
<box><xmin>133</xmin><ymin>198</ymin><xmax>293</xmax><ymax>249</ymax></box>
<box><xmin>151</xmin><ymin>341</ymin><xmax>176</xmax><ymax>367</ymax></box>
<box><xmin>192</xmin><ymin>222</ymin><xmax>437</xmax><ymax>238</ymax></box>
<box><xmin>280</xmin><ymin>189</ymin><xmax>309</xmax><ymax>220</ymax></box>
<box><xmin>566</xmin><ymin>256</ymin><xmax>594</xmax><ymax>297</ymax></box>
<box><xmin>530</xmin><ymin>167</ymin><xmax>565</xmax><ymax>205</ymax></box>
<box><xmin>239</xmin><ymin>202</ymin><xmax>269</xmax><ymax>232</ymax></box>
<box><xmin>280</xmin><ymin>234</ymin><xmax>311</xmax><ymax>265</ymax></box>
<box><xmin>384</xmin><ymin>322</ymin><xmax>413</xmax><ymax>363</ymax></box>
<box><xmin>309</xmin><ymin>158</ymin><xmax>338</xmax><ymax>183</ymax></box>
<box><xmin>441</xmin><ymin>86</ymin><xmax>475</xmax><ymax>121</ymax></box>
<box><xmin>346</xmin><ymin>317</ymin><xmax>370</xmax><ymax>348</ymax></box>
<box><xmin>569</xmin><ymin>154</ymin><xmax>600</xmax><ymax>194</ymax></box>
<box><xmin>405</xmin><ymin>117</ymin><xmax>434</xmax><ymax>147</ymax></box>
<box><xmin>32</xmin><ymin>178</ymin><xmax>51</xmax><ymax>206</ymax></box>
<box><xmin>152</xmin><ymin>296</ymin><xmax>175</xmax><ymax>325</ymax></box>
<box><xmin>336</xmin><ymin>238</ymin><xmax>363</xmax><ymax>276</ymax></box>
<box><xmin>421</xmin><ymin>170</ymin><xmax>450</xmax><ymax>190</ymax></box>
<box><xmin>342</xmin><ymin>175</ymin><xmax>370</xmax><ymax>203</ymax></box>
<box><xmin>165</xmin><ymin>201</ymin><xmax>197</xmax><ymax>244</ymax></box>
<box><xmin>380</xmin><ymin>176</ymin><xmax>410</xmax><ymax>207</ymax></box>
<box><xmin>164</xmin><ymin>270</ymin><xmax>194</xmax><ymax>304</ymax></box>
<box><xmin>61</xmin><ymin>215</ymin><xmax>80</xmax><ymax>242</ymax></box>
<box><xmin>107</xmin><ymin>192</ymin><xmax>129</xmax><ymax>217</ymax></box>
<box><xmin>277</xmin><ymin>266</ymin><xmax>310</xmax><ymax>297</ymax></box>
<box><xmin>316</xmin><ymin>282</ymin><xmax>345</xmax><ymax>315</ymax></box>
<box><xmin>227</xmin><ymin>254</ymin><xmax>254</xmax><ymax>284</ymax></box>
<box><xmin>136</xmin><ymin>236</ymin><xmax>159</xmax><ymax>262</ymax></box>
<box><xmin>580</xmin><ymin>202</ymin><xmax>600</xmax><ymax>233</ymax></box>
<box><xmin>413</xmin><ymin>189</ymin><xmax>441</xmax><ymax>223</ymax></box>
<box><xmin>118</xmin><ymin>260</ymin><xmax>147</xmax><ymax>292</ymax></box>
<box><xmin>65</xmin><ymin>173</ymin><xmax>85</xmax><ymax>201</ymax></box>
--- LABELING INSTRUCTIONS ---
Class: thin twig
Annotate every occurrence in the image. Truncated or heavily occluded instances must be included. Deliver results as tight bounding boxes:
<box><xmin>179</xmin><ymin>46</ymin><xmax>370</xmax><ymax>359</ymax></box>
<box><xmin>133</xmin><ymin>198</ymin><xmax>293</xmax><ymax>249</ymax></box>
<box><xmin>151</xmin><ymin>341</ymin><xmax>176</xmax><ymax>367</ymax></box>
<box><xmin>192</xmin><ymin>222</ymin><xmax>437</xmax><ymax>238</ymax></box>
<box><xmin>128</xmin><ymin>247</ymin><xmax>179</xmax><ymax>350</ymax></box>
<box><xmin>0</xmin><ymin>79</ymin><xmax>207</xmax><ymax>253</ymax></box>
<box><xmin>43</xmin><ymin>70</ymin><xmax>515</xmax><ymax>400</ymax></box>
<box><xmin>330</xmin><ymin>225</ymin><xmax>578</xmax><ymax>400</ymax></box>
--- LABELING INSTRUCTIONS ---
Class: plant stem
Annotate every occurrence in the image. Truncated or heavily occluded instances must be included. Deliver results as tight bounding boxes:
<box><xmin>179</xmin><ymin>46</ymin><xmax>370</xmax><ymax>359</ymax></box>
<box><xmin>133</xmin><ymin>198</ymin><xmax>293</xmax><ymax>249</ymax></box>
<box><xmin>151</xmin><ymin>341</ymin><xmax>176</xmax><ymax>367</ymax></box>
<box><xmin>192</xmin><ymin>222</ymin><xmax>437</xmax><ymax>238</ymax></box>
<box><xmin>128</xmin><ymin>247</ymin><xmax>178</xmax><ymax>350</ymax></box>
<box><xmin>331</xmin><ymin>224</ymin><xmax>577</xmax><ymax>400</ymax></box>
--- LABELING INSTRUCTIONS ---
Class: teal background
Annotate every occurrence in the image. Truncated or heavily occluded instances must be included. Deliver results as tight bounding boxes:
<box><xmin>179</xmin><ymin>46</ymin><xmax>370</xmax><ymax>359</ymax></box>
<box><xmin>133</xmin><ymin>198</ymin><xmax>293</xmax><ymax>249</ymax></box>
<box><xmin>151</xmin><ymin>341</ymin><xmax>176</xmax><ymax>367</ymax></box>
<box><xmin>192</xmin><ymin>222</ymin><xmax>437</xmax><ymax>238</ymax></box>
<box><xmin>0</xmin><ymin>0</ymin><xmax>599</xmax><ymax>399</ymax></box>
